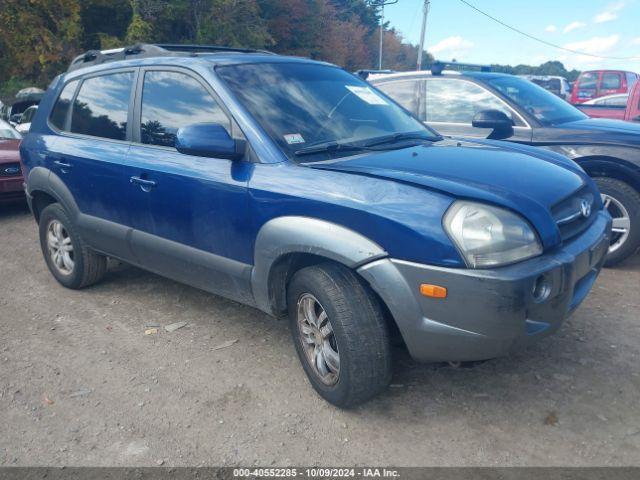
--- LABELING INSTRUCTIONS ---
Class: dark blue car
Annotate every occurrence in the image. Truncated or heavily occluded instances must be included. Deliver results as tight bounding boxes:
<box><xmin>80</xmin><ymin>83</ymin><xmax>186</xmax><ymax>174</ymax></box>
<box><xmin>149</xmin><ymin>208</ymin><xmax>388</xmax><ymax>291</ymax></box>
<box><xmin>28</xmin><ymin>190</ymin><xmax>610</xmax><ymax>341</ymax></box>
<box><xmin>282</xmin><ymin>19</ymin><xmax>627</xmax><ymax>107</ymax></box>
<box><xmin>369</xmin><ymin>68</ymin><xmax>640</xmax><ymax>266</ymax></box>
<box><xmin>20</xmin><ymin>44</ymin><xmax>611</xmax><ymax>406</ymax></box>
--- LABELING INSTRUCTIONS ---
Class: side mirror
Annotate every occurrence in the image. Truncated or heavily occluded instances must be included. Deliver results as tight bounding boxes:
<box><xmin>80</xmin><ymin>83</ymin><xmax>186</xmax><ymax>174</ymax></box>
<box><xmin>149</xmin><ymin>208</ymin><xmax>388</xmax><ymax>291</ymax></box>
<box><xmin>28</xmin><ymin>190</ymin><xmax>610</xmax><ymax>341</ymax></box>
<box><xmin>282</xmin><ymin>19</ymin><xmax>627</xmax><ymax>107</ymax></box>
<box><xmin>472</xmin><ymin>109</ymin><xmax>514</xmax><ymax>140</ymax></box>
<box><xmin>175</xmin><ymin>123</ymin><xmax>245</xmax><ymax>160</ymax></box>
<box><xmin>472</xmin><ymin>109</ymin><xmax>514</xmax><ymax>131</ymax></box>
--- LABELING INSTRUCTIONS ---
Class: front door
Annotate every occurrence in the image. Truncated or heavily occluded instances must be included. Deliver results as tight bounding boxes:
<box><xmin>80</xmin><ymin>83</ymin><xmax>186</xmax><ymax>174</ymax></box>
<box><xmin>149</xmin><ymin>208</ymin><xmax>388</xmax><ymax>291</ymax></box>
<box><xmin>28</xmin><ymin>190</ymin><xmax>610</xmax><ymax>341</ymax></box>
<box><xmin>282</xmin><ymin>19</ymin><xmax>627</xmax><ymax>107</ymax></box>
<box><xmin>126</xmin><ymin>68</ymin><xmax>253</xmax><ymax>302</ymax></box>
<box><xmin>376</xmin><ymin>77</ymin><xmax>532</xmax><ymax>143</ymax></box>
<box><xmin>423</xmin><ymin>78</ymin><xmax>532</xmax><ymax>142</ymax></box>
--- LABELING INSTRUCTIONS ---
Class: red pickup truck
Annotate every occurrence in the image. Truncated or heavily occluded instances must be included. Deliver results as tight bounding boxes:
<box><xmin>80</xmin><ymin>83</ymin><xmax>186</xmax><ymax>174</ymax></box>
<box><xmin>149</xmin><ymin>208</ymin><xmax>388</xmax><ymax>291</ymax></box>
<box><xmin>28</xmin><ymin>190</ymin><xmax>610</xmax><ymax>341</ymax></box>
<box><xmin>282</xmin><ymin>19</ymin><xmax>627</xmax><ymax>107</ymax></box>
<box><xmin>577</xmin><ymin>81</ymin><xmax>640</xmax><ymax>122</ymax></box>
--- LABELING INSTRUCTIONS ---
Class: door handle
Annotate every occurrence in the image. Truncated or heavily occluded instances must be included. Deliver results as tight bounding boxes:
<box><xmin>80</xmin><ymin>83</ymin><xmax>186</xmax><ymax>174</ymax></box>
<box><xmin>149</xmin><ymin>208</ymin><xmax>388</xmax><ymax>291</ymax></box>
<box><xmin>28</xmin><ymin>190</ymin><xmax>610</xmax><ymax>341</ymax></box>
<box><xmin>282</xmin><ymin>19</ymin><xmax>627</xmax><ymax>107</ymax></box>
<box><xmin>53</xmin><ymin>160</ymin><xmax>73</xmax><ymax>170</ymax></box>
<box><xmin>130</xmin><ymin>176</ymin><xmax>157</xmax><ymax>191</ymax></box>
<box><xmin>54</xmin><ymin>160</ymin><xmax>72</xmax><ymax>168</ymax></box>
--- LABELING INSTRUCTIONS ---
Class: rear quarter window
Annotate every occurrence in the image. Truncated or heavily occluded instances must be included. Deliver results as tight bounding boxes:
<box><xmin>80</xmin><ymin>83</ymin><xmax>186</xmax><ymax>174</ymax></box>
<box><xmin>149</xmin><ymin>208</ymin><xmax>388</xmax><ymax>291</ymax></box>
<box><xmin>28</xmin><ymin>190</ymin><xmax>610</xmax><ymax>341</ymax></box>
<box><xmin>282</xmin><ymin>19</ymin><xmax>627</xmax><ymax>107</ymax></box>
<box><xmin>49</xmin><ymin>80</ymin><xmax>79</xmax><ymax>130</ymax></box>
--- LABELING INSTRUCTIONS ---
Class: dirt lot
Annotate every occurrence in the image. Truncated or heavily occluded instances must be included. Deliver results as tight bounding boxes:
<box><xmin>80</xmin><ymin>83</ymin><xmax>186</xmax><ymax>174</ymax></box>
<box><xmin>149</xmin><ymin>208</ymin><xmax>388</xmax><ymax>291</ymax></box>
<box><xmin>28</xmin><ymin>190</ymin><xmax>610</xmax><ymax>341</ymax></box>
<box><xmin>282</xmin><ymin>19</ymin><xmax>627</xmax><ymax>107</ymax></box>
<box><xmin>1</xmin><ymin>202</ymin><xmax>639</xmax><ymax>467</ymax></box>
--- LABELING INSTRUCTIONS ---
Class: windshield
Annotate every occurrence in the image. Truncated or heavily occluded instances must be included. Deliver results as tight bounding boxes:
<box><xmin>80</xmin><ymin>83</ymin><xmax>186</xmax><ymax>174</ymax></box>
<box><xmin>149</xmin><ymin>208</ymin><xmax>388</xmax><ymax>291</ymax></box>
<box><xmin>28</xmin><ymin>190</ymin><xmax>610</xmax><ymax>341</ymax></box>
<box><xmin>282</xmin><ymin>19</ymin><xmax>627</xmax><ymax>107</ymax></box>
<box><xmin>487</xmin><ymin>76</ymin><xmax>587</xmax><ymax>126</ymax></box>
<box><xmin>217</xmin><ymin>62</ymin><xmax>438</xmax><ymax>160</ymax></box>
<box><xmin>0</xmin><ymin>121</ymin><xmax>21</xmax><ymax>139</ymax></box>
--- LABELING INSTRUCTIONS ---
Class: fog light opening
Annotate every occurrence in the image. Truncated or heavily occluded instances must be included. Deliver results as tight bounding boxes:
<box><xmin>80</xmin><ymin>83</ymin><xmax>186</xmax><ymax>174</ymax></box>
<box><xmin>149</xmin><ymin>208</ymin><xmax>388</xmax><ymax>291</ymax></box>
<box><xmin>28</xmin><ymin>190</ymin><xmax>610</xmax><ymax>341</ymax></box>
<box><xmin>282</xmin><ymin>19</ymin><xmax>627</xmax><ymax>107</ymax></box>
<box><xmin>532</xmin><ymin>275</ymin><xmax>551</xmax><ymax>303</ymax></box>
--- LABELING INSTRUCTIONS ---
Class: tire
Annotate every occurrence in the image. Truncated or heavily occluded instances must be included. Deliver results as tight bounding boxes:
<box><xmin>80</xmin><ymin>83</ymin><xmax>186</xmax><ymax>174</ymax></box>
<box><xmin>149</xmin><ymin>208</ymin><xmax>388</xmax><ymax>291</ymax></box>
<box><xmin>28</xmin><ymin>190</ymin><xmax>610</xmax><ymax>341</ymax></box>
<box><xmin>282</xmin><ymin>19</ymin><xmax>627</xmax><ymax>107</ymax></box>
<box><xmin>595</xmin><ymin>177</ymin><xmax>640</xmax><ymax>267</ymax></box>
<box><xmin>38</xmin><ymin>203</ymin><xmax>107</xmax><ymax>289</ymax></box>
<box><xmin>287</xmin><ymin>262</ymin><xmax>392</xmax><ymax>407</ymax></box>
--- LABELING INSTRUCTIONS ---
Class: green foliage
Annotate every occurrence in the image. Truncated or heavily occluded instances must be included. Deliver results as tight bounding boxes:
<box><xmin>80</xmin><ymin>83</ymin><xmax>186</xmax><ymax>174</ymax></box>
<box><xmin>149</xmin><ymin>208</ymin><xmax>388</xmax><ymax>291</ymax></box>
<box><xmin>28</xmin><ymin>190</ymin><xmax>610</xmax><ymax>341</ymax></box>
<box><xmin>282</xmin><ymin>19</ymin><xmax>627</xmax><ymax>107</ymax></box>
<box><xmin>491</xmin><ymin>61</ymin><xmax>581</xmax><ymax>82</ymax></box>
<box><xmin>0</xmin><ymin>0</ymin><xmax>84</xmax><ymax>84</ymax></box>
<box><xmin>80</xmin><ymin>0</ymin><xmax>132</xmax><ymax>49</ymax></box>
<box><xmin>126</xmin><ymin>13</ymin><xmax>155</xmax><ymax>43</ymax></box>
<box><xmin>0</xmin><ymin>78</ymin><xmax>37</xmax><ymax>104</ymax></box>
<box><xmin>196</xmin><ymin>0</ymin><xmax>272</xmax><ymax>48</ymax></box>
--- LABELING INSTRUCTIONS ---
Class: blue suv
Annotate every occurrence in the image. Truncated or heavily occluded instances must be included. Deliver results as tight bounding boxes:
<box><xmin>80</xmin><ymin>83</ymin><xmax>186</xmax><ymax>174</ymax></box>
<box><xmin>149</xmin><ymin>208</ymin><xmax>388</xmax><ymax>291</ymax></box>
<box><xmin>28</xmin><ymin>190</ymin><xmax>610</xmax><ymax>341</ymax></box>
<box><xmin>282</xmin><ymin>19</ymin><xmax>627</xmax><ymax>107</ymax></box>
<box><xmin>21</xmin><ymin>44</ymin><xmax>611</xmax><ymax>406</ymax></box>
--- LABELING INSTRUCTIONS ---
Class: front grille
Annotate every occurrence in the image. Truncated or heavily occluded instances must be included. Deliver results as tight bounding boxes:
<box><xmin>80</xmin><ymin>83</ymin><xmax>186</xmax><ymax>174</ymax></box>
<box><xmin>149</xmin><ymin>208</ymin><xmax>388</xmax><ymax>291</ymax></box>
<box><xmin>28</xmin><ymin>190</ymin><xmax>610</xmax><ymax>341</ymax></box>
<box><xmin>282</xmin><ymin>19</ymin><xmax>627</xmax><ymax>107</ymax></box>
<box><xmin>0</xmin><ymin>162</ymin><xmax>22</xmax><ymax>178</ymax></box>
<box><xmin>551</xmin><ymin>186</ymin><xmax>596</xmax><ymax>242</ymax></box>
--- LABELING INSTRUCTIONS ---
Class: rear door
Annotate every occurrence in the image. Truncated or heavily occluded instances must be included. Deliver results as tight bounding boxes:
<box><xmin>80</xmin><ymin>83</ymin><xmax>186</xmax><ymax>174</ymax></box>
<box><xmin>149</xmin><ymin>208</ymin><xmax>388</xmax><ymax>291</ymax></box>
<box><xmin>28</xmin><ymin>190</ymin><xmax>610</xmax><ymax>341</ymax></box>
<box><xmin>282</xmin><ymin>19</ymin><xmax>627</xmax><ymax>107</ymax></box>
<box><xmin>126</xmin><ymin>67</ymin><xmax>253</xmax><ymax>302</ymax></box>
<box><xmin>50</xmin><ymin>69</ymin><xmax>143</xmax><ymax>259</ymax></box>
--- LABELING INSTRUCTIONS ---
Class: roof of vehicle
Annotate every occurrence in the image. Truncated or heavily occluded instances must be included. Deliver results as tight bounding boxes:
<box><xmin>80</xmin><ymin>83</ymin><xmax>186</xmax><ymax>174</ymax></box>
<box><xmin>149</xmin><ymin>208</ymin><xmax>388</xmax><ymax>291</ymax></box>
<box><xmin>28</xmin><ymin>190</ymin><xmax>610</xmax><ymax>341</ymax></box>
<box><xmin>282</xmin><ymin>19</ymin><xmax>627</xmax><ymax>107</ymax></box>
<box><xmin>60</xmin><ymin>49</ymin><xmax>335</xmax><ymax>86</ymax></box>
<box><xmin>578</xmin><ymin>69</ymin><xmax>639</xmax><ymax>75</ymax></box>
<box><xmin>520</xmin><ymin>74</ymin><xmax>568</xmax><ymax>81</ymax></box>
<box><xmin>367</xmin><ymin>70</ymin><xmax>511</xmax><ymax>82</ymax></box>
<box><xmin>67</xmin><ymin>43</ymin><xmax>278</xmax><ymax>71</ymax></box>
<box><xmin>64</xmin><ymin>43</ymin><xmax>331</xmax><ymax>78</ymax></box>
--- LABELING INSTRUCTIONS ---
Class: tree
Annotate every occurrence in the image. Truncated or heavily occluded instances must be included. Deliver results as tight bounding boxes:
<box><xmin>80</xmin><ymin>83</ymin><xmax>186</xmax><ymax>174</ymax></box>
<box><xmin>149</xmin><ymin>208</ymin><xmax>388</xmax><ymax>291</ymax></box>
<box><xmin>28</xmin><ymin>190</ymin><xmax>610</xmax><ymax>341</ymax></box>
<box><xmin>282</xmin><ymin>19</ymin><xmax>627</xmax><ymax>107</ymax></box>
<box><xmin>0</xmin><ymin>0</ymin><xmax>583</xmax><ymax>102</ymax></box>
<box><xmin>196</xmin><ymin>0</ymin><xmax>272</xmax><ymax>48</ymax></box>
<box><xmin>80</xmin><ymin>0</ymin><xmax>132</xmax><ymax>49</ymax></box>
<box><xmin>0</xmin><ymin>0</ymin><xmax>83</xmax><ymax>84</ymax></box>
<box><xmin>491</xmin><ymin>60</ymin><xmax>580</xmax><ymax>82</ymax></box>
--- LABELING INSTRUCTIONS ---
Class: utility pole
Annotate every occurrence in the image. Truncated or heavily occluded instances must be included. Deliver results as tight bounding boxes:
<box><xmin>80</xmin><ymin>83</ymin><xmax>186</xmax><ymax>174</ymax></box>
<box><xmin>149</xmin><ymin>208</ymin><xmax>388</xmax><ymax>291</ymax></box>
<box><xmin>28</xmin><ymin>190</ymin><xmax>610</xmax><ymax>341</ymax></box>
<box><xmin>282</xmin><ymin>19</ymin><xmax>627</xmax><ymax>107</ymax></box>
<box><xmin>373</xmin><ymin>0</ymin><xmax>399</xmax><ymax>70</ymax></box>
<box><xmin>416</xmin><ymin>0</ymin><xmax>430</xmax><ymax>71</ymax></box>
<box><xmin>379</xmin><ymin>4</ymin><xmax>384</xmax><ymax>69</ymax></box>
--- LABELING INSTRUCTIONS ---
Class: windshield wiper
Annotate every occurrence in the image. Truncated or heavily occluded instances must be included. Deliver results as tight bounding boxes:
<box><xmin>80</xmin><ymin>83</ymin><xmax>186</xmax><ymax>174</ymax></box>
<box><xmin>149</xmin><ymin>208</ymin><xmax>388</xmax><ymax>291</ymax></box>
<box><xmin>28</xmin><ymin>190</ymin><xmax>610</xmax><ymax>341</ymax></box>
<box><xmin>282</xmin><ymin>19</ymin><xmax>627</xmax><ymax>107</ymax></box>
<box><xmin>360</xmin><ymin>132</ymin><xmax>435</xmax><ymax>148</ymax></box>
<box><xmin>294</xmin><ymin>141</ymin><xmax>371</xmax><ymax>157</ymax></box>
<box><xmin>294</xmin><ymin>133</ymin><xmax>436</xmax><ymax>157</ymax></box>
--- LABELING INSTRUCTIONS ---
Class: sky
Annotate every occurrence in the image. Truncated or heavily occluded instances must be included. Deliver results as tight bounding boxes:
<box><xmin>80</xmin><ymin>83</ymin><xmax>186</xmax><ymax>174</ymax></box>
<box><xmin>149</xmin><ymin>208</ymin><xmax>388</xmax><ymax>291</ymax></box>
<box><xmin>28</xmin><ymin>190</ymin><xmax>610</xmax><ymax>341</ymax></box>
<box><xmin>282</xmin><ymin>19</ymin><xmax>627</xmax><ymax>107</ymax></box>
<box><xmin>384</xmin><ymin>0</ymin><xmax>640</xmax><ymax>72</ymax></box>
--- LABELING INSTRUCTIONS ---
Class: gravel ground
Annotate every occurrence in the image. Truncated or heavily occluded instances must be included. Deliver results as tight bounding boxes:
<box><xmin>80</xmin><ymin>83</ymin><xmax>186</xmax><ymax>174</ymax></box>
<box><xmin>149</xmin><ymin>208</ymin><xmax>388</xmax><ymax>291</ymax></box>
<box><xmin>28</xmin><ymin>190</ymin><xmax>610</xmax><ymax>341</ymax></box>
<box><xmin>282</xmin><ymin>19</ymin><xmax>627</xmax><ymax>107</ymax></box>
<box><xmin>0</xmin><ymin>202</ymin><xmax>639</xmax><ymax>467</ymax></box>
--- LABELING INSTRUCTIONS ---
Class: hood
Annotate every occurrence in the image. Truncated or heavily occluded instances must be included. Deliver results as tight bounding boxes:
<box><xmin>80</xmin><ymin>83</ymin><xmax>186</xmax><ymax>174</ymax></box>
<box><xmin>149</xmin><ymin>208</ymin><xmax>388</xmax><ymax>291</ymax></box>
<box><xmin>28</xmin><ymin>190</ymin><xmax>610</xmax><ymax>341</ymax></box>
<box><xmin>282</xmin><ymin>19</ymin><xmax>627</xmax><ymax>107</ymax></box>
<box><xmin>558</xmin><ymin>118</ymin><xmax>640</xmax><ymax>147</ymax></box>
<box><xmin>0</xmin><ymin>139</ymin><xmax>21</xmax><ymax>164</ymax></box>
<box><xmin>307</xmin><ymin>138</ymin><xmax>592</xmax><ymax>248</ymax></box>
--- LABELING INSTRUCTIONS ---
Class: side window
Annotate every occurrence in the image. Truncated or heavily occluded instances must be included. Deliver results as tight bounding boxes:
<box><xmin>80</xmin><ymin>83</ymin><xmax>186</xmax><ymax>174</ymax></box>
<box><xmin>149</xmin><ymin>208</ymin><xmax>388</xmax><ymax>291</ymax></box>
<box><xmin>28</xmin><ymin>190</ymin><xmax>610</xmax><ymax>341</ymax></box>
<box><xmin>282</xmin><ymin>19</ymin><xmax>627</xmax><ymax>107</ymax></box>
<box><xmin>140</xmin><ymin>70</ymin><xmax>230</xmax><ymax>148</ymax></box>
<box><xmin>22</xmin><ymin>107</ymin><xmax>35</xmax><ymax>123</ymax></box>
<box><xmin>49</xmin><ymin>80</ymin><xmax>79</xmax><ymax>130</ymax></box>
<box><xmin>601</xmin><ymin>73</ymin><xmax>621</xmax><ymax>90</ymax></box>
<box><xmin>70</xmin><ymin>72</ymin><xmax>134</xmax><ymax>140</ymax></box>
<box><xmin>425</xmin><ymin>79</ymin><xmax>521</xmax><ymax>125</ymax></box>
<box><xmin>376</xmin><ymin>80</ymin><xmax>424</xmax><ymax>120</ymax></box>
<box><xmin>578</xmin><ymin>73</ymin><xmax>598</xmax><ymax>90</ymax></box>
<box><xmin>625</xmin><ymin>73</ymin><xmax>634</xmax><ymax>87</ymax></box>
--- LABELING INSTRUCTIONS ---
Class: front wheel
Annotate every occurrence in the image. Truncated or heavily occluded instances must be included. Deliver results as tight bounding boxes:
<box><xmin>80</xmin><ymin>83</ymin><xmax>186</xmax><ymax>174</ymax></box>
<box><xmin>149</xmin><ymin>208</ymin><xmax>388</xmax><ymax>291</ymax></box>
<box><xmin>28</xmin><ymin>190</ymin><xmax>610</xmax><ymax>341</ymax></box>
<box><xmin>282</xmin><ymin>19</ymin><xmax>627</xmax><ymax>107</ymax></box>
<box><xmin>287</xmin><ymin>263</ymin><xmax>392</xmax><ymax>407</ymax></box>
<box><xmin>595</xmin><ymin>177</ymin><xmax>640</xmax><ymax>267</ymax></box>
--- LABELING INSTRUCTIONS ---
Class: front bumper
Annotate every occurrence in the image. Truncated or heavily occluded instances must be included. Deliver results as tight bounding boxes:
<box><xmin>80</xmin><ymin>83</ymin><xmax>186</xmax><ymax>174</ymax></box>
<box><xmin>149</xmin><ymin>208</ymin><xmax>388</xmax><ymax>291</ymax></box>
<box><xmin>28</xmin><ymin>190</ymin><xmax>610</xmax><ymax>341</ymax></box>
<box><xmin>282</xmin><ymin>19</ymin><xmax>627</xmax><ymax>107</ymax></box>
<box><xmin>358</xmin><ymin>211</ymin><xmax>611</xmax><ymax>362</ymax></box>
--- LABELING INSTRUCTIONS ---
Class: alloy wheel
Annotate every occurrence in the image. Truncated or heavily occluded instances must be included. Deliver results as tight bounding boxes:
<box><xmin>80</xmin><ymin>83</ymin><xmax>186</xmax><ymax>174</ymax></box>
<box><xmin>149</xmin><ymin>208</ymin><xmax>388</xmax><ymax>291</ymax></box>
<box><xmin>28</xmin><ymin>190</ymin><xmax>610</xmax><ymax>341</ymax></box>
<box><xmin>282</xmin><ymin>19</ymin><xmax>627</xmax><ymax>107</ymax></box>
<box><xmin>602</xmin><ymin>193</ymin><xmax>631</xmax><ymax>254</ymax></box>
<box><xmin>47</xmin><ymin>219</ymin><xmax>75</xmax><ymax>275</ymax></box>
<box><xmin>296</xmin><ymin>293</ymin><xmax>340</xmax><ymax>385</ymax></box>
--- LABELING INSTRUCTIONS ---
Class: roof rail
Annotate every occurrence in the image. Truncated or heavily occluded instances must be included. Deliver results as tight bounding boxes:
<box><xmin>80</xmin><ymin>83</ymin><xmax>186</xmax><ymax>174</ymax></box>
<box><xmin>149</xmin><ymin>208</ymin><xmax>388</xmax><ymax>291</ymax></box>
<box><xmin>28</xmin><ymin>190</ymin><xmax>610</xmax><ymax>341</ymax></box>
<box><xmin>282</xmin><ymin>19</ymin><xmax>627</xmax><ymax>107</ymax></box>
<box><xmin>67</xmin><ymin>43</ymin><xmax>275</xmax><ymax>72</ymax></box>
<box><xmin>430</xmin><ymin>60</ymin><xmax>491</xmax><ymax>76</ymax></box>
<box><xmin>354</xmin><ymin>69</ymin><xmax>396</xmax><ymax>80</ymax></box>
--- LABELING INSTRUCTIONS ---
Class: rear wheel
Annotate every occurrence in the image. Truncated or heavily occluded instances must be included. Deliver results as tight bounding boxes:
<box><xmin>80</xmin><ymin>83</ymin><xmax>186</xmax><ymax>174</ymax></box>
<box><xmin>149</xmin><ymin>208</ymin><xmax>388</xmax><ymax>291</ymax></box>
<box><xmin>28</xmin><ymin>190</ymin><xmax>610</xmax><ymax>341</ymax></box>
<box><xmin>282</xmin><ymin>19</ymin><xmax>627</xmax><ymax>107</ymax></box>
<box><xmin>595</xmin><ymin>177</ymin><xmax>640</xmax><ymax>267</ymax></box>
<box><xmin>287</xmin><ymin>263</ymin><xmax>392</xmax><ymax>407</ymax></box>
<box><xmin>39</xmin><ymin>203</ymin><xmax>107</xmax><ymax>289</ymax></box>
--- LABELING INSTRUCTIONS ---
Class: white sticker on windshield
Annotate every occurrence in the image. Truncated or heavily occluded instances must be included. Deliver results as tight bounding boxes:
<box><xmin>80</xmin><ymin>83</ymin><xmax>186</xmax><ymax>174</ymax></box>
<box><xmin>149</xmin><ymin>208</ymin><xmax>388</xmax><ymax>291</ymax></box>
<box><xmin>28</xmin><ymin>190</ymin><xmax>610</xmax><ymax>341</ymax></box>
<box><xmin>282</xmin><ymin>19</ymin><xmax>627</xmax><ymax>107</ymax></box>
<box><xmin>284</xmin><ymin>133</ymin><xmax>306</xmax><ymax>145</ymax></box>
<box><xmin>346</xmin><ymin>86</ymin><xmax>388</xmax><ymax>105</ymax></box>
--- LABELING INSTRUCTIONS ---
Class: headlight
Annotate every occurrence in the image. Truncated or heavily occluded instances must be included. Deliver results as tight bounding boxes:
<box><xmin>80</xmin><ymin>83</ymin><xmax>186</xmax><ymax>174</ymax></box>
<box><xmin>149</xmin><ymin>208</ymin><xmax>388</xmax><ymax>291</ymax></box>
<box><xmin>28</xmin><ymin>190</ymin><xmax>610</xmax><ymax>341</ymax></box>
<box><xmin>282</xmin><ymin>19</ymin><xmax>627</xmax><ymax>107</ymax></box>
<box><xmin>443</xmin><ymin>201</ymin><xmax>542</xmax><ymax>268</ymax></box>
